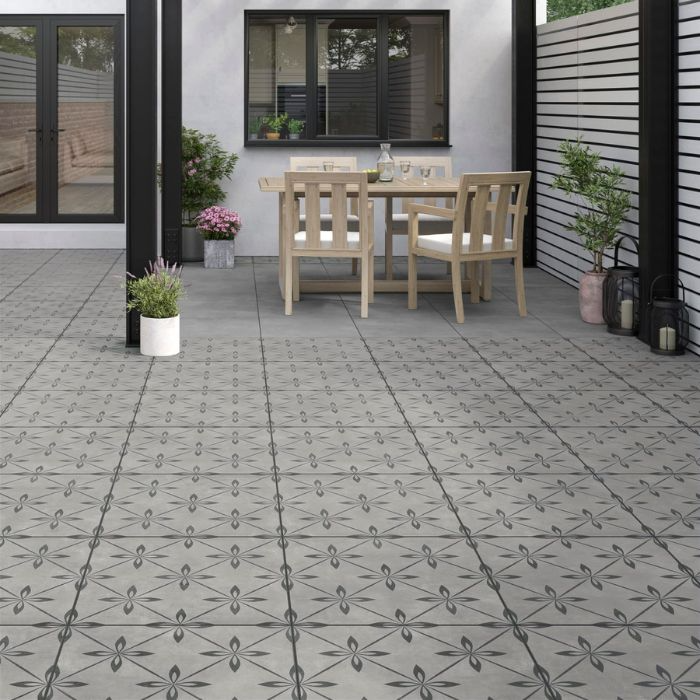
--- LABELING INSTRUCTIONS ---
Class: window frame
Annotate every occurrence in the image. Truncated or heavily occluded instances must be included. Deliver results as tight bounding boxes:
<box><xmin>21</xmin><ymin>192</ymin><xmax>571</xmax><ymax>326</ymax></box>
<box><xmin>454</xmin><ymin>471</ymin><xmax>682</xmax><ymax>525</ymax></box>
<box><xmin>244</xmin><ymin>10</ymin><xmax>450</xmax><ymax>148</ymax></box>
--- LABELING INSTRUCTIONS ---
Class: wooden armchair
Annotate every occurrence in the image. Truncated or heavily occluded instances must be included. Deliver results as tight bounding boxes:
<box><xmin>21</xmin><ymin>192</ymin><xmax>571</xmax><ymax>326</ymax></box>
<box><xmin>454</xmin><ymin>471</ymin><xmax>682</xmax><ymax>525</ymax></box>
<box><xmin>407</xmin><ymin>172</ymin><xmax>531</xmax><ymax>323</ymax></box>
<box><xmin>284</xmin><ymin>171</ymin><xmax>374</xmax><ymax>317</ymax></box>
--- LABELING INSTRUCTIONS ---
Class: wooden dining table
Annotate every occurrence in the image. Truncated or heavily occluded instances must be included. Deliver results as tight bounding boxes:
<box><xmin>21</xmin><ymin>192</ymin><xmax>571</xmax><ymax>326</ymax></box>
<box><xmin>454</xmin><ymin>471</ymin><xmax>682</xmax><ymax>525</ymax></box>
<box><xmin>258</xmin><ymin>175</ymin><xmax>475</xmax><ymax>296</ymax></box>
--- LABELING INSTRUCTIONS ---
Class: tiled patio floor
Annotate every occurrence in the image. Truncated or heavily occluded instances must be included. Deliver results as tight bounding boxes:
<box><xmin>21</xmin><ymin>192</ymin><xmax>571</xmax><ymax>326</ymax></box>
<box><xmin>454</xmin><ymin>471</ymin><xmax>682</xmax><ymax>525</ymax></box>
<box><xmin>1</xmin><ymin>249</ymin><xmax>699</xmax><ymax>700</ymax></box>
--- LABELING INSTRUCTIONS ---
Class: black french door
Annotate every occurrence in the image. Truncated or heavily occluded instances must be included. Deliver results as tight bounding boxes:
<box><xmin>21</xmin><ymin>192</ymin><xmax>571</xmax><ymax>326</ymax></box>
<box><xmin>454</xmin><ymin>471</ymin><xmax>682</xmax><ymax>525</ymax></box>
<box><xmin>0</xmin><ymin>15</ymin><xmax>123</xmax><ymax>223</ymax></box>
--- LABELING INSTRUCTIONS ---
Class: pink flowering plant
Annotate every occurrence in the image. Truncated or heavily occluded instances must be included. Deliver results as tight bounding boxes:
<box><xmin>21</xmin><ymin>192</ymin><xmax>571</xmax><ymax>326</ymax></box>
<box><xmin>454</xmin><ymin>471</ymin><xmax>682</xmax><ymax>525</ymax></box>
<box><xmin>195</xmin><ymin>206</ymin><xmax>242</xmax><ymax>241</ymax></box>
<box><xmin>179</xmin><ymin>128</ymin><xmax>238</xmax><ymax>226</ymax></box>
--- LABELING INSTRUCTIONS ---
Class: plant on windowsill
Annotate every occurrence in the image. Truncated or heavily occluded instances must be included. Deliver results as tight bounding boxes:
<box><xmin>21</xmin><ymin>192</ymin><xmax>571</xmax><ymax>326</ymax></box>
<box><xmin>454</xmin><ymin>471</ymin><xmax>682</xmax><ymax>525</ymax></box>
<box><xmin>180</xmin><ymin>127</ymin><xmax>238</xmax><ymax>262</ymax></box>
<box><xmin>551</xmin><ymin>138</ymin><xmax>631</xmax><ymax>324</ymax></box>
<box><xmin>287</xmin><ymin>118</ymin><xmax>305</xmax><ymax>140</ymax></box>
<box><xmin>265</xmin><ymin>113</ymin><xmax>288</xmax><ymax>140</ymax></box>
<box><xmin>126</xmin><ymin>258</ymin><xmax>185</xmax><ymax>357</ymax></box>
<box><xmin>195</xmin><ymin>206</ymin><xmax>242</xmax><ymax>269</ymax></box>
<box><xmin>248</xmin><ymin>116</ymin><xmax>266</xmax><ymax>140</ymax></box>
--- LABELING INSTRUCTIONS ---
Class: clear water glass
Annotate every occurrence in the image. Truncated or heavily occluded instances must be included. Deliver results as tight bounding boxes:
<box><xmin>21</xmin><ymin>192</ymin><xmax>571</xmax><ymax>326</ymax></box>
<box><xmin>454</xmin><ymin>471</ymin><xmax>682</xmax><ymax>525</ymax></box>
<box><xmin>400</xmin><ymin>160</ymin><xmax>411</xmax><ymax>175</ymax></box>
<box><xmin>420</xmin><ymin>165</ymin><xmax>431</xmax><ymax>185</ymax></box>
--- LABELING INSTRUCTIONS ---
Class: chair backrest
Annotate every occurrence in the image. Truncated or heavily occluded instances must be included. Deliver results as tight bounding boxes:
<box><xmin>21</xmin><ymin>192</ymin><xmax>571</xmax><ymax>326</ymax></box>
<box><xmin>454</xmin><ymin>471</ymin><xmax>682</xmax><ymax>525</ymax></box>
<box><xmin>284</xmin><ymin>171</ymin><xmax>369</xmax><ymax>251</ymax></box>
<box><xmin>400</xmin><ymin>156</ymin><xmax>453</xmax><ymax>212</ymax></box>
<box><xmin>289</xmin><ymin>156</ymin><xmax>358</xmax><ymax>172</ymax></box>
<box><xmin>289</xmin><ymin>157</ymin><xmax>360</xmax><ymax>216</ymax></box>
<box><xmin>452</xmin><ymin>172</ymin><xmax>531</xmax><ymax>256</ymax></box>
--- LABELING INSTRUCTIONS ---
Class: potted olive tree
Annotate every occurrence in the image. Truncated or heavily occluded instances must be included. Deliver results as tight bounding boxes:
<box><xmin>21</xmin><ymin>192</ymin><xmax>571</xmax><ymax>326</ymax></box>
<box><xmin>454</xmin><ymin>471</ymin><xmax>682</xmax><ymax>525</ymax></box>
<box><xmin>181</xmin><ymin>127</ymin><xmax>238</xmax><ymax>262</ymax></box>
<box><xmin>195</xmin><ymin>206</ymin><xmax>242</xmax><ymax>269</ymax></box>
<box><xmin>552</xmin><ymin>139</ymin><xmax>632</xmax><ymax>324</ymax></box>
<box><xmin>126</xmin><ymin>258</ymin><xmax>185</xmax><ymax>356</ymax></box>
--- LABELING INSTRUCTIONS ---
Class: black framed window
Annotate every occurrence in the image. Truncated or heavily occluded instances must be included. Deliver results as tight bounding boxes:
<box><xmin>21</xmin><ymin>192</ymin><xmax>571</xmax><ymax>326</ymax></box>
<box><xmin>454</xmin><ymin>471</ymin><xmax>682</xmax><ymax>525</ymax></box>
<box><xmin>245</xmin><ymin>11</ymin><xmax>449</xmax><ymax>146</ymax></box>
<box><xmin>0</xmin><ymin>15</ymin><xmax>124</xmax><ymax>223</ymax></box>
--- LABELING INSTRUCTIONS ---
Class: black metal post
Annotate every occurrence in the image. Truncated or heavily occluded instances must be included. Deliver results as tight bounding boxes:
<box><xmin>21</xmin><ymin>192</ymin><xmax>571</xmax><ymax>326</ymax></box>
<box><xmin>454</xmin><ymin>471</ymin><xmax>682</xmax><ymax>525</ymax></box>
<box><xmin>512</xmin><ymin>0</ymin><xmax>537</xmax><ymax>267</ymax></box>
<box><xmin>126</xmin><ymin>0</ymin><xmax>158</xmax><ymax>346</ymax></box>
<box><xmin>638</xmin><ymin>0</ymin><xmax>677</xmax><ymax>342</ymax></box>
<box><xmin>162</xmin><ymin>0</ymin><xmax>182</xmax><ymax>264</ymax></box>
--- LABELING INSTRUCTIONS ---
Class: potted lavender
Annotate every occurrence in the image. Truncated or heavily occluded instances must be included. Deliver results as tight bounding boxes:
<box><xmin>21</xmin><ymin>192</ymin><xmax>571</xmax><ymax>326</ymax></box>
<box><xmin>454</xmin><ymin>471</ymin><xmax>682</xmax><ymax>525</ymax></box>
<box><xmin>195</xmin><ymin>205</ymin><xmax>242</xmax><ymax>269</ymax></box>
<box><xmin>126</xmin><ymin>258</ymin><xmax>185</xmax><ymax>356</ymax></box>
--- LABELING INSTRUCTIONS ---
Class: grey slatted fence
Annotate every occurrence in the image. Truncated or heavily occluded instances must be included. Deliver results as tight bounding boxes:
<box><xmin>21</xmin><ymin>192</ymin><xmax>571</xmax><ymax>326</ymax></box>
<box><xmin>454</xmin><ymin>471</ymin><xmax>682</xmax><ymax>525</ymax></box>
<box><xmin>536</xmin><ymin>1</ymin><xmax>640</xmax><ymax>285</ymax></box>
<box><xmin>679</xmin><ymin>0</ymin><xmax>700</xmax><ymax>354</ymax></box>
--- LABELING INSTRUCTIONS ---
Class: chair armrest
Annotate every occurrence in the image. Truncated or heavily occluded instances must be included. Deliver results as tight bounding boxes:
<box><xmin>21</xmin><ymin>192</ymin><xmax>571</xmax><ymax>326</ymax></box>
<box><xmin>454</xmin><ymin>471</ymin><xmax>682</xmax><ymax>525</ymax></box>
<box><xmin>407</xmin><ymin>203</ymin><xmax>455</xmax><ymax>219</ymax></box>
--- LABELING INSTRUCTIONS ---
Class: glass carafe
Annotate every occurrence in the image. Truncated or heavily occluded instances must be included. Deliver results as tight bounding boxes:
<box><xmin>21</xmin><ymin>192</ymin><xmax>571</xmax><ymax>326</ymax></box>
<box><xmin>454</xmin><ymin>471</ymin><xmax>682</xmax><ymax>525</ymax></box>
<box><xmin>377</xmin><ymin>143</ymin><xmax>395</xmax><ymax>182</ymax></box>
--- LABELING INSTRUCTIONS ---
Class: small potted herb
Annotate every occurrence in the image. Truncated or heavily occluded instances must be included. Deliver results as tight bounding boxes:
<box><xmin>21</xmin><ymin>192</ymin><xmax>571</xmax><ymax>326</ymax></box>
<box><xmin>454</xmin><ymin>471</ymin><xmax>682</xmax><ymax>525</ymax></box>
<box><xmin>126</xmin><ymin>258</ymin><xmax>185</xmax><ymax>356</ymax></box>
<box><xmin>248</xmin><ymin>116</ymin><xmax>265</xmax><ymax>140</ymax></box>
<box><xmin>265</xmin><ymin>113</ymin><xmax>288</xmax><ymax>140</ymax></box>
<box><xmin>195</xmin><ymin>205</ymin><xmax>242</xmax><ymax>269</ymax></box>
<box><xmin>287</xmin><ymin>118</ymin><xmax>305</xmax><ymax>140</ymax></box>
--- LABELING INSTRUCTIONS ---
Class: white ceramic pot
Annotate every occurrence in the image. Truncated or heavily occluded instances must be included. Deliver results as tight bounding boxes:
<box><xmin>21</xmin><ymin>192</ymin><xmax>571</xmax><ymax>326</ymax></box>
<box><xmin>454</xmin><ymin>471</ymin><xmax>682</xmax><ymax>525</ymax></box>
<box><xmin>140</xmin><ymin>315</ymin><xmax>180</xmax><ymax>356</ymax></box>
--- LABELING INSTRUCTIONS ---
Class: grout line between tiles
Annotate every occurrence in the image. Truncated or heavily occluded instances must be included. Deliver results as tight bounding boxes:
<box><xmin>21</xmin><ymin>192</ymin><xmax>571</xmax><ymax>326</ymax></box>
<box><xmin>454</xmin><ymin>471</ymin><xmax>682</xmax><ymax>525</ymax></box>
<box><xmin>38</xmin><ymin>357</ymin><xmax>155</xmax><ymax>699</ymax></box>
<box><xmin>336</xmin><ymin>295</ymin><xmax>564</xmax><ymax>700</ymax></box>
<box><xmin>461</xmin><ymin>337</ymin><xmax>700</xmax><ymax>593</ymax></box>
<box><xmin>0</xmin><ymin>252</ymin><xmax>124</xmax><ymax>421</ymax></box>
<box><xmin>0</xmin><ymin>250</ymin><xmax>63</xmax><ymax>304</ymax></box>
<box><xmin>252</xmin><ymin>258</ymin><xmax>303</xmax><ymax>697</ymax></box>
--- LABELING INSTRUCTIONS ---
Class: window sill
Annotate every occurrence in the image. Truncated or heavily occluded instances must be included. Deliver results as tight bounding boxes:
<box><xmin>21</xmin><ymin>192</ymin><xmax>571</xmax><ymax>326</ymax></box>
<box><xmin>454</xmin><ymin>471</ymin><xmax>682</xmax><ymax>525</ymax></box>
<box><xmin>245</xmin><ymin>139</ymin><xmax>452</xmax><ymax>148</ymax></box>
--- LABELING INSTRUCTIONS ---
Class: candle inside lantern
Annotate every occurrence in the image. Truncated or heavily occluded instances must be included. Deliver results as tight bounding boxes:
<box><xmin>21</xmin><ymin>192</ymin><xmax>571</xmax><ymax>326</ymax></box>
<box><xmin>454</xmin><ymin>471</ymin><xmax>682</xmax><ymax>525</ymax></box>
<box><xmin>620</xmin><ymin>299</ymin><xmax>634</xmax><ymax>330</ymax></box>
<box><xmin>659</xmin><ymin>325</ymin><xmax>676</xmax><ymax>351</ymax></box>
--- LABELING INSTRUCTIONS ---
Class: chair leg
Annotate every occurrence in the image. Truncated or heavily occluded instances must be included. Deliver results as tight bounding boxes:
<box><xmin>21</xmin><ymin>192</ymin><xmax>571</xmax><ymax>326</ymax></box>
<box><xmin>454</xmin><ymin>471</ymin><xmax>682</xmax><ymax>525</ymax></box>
<box><xmin>481</xmin><ymin>261</ymin><xmax>492</xmax><ymax>301</ymax></box>
<box><xmin>385</xmin><ymin>228</ymin><xmax>393</xmax><ymax>280</ymax></box>
<box><xmin>285</xmin><ymin>252</ymin><xmax>294</xmax><ymax>315</ymax></box>
<box><xmin>514</xmin><ymin>256</ymin><xmax>527</xmax><ymax>317</ymax></box>
<box><xmin>368</xmin><ymin>252</ymin><xmax>375</xmax><ymax>303</ymax></box>
<box><xmin>360</xmin><ymin>252</ymin><xmax>369</xmax><ymax>318</ymax></box>
<box><xmin>451</xmin><ymin>260</ymin><xmax>465</xmax><ymax>323</ymax></box>
<box><xmin>408</xmin><ymin>252</ymin><xmax>418</xmax><ymax>310</ymax></box>
<box><xmin>468</xmin><ymin>262</ymin><xmax>480</xmax><ymax>304</ymax></box>
<box><xmin>351</xmin><ymin>258</ymin><xmax>358</xmax><ymax>276</ymax></box>
<box><xmin>446</xmin><ymin>262</ymin><xmax>451</xmax><ymax>276</ymax></box>
<box><xmin>292</xmin><ymin>258</ymin><xmax>300</xmax><ymax>302</ymax></box>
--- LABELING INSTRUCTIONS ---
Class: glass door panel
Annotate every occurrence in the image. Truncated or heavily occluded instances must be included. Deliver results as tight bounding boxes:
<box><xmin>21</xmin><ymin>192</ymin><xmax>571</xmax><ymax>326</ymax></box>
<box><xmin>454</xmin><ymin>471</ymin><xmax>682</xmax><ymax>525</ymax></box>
<box><xmin>0</xmin><ymin>25</ymin><xmax>39</xmax><ymax>216</ymax></box>
<box><xmin>56</xmin><ymin>25</ymin><xmax>116</xmax><ymax>216</ymax></box>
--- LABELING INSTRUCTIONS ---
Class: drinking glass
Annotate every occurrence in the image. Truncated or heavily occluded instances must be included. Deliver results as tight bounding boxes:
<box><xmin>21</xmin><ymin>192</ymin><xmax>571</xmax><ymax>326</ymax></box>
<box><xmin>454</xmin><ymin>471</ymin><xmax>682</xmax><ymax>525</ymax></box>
<box><xmin>420</xmin><ymin>165</ymin><xmax>431</xmax><ymax>185</ymax></box>
<box><xmin>323</xmin><ymin>161</ymin><xmax>334</xmax><ymax>172</ymax></box>
<box><xmin>400</xmin><ymin>160</ymin><xmax>411</xmax><ymax>176</ymax></box>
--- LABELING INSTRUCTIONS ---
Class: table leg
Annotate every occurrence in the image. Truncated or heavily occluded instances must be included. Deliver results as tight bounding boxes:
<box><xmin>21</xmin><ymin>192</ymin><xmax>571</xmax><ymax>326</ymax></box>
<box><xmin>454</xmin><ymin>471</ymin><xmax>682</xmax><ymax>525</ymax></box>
<box><xmin>278</xmin><ymin>192</ymin><xmax>285</xmax><ymax>298</ymax></box>
<box><xmin>384</xmin><ymin>196</ymin><xmax>393</xmax><ymax>280</ymax></box>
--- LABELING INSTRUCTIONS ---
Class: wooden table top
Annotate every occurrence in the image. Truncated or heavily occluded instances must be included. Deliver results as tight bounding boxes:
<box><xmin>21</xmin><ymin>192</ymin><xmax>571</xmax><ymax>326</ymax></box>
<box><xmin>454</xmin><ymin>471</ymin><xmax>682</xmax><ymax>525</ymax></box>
<box><xmin>258</xmin><ymin>175</ymin><xmax>461</xmax><ymax>196</ymax></box>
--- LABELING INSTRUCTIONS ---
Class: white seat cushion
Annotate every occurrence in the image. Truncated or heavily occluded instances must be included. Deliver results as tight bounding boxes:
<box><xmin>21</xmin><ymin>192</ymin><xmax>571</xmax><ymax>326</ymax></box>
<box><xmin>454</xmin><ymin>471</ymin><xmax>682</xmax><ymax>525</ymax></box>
<box><xmin>417</xmin><ymin>232</ymin><xmax>514</xmax><ymax>254</ymax></box>
<box><xmin>294</xmin><ymin>230</ymin><xmax>360</xmax><ymax>249</ymax></box>
<box><xmin>300</xmin><ymin>213</ymin><xmax>361</xmax><ymax>231</ymax></box>
<box><xmin>391</xmin><ymin>212</ymin><xmax>452</xmax><ymax>235</ymax></box>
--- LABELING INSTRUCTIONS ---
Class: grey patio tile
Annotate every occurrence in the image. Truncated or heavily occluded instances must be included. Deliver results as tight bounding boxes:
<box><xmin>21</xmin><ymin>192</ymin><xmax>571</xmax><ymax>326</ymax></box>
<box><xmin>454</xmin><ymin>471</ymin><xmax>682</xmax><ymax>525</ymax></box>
<box><xmin>24</xmin><ymin>361</ymin><xmax>149</xmax><ymax>392</ymax></box>
<box><xmin>271</xmin><ymin>426</ymin><xmax>428</xmax><ymax>474</ymax></box>
<box><xmin>0</xmin><ymin>337</ymin><xmax>55</xmax><ymax>362</ymax></box>
<box><xmin>264</xmin><ymin>360</ymin><xmax>382</xmax><ymax>391</ymax></box>
<box><xmin>490</xmin><ymin>360</ymin><xmax>629</xmax><ymax>391</ymax></box>
<box><xmin>570</xmin><ymin>335</ymin><xmax>676</xmax><ymax>361</ymax></box>
<box><xmin>146</xmin><ymin>360</ymin><xmax>266</xmax><ymax>390</ymax></box>
<box><xmin>263</xmin><ymin>337</ymin><xmax>371</xmax><ymax>363</ymax></box>
<box><xmin>0</xmin><ymin>626</ymin><xmax>61</xmax><ymax>699</ymax></box>
<box><xmin>364</xmin><ymin>336</ymin><xmax>480</xmax><ymax>362</ymax></box>
<box><xmin>0</xmin><ymin>361</ymin><xmax>37</xmax><ymax>392</ymax></box>
<box><xmin>153</xmin><ymin>337</ymin><xmax>263</xmax><ymax>362</ymax></box>
<box><xmin>51</xmin><ymin>622</ymin><xmax>296</xmax><ymax>700</ymax></box>
<box><xmin>269</xmin><ymin>389</ymin><xmax>404</xmax><ymax>428</ymax></box>
<box><xmin>62</xmin><ymin>315</ymin><xmax>125</xmax><ymax>338</ymax></box>
<box><xmin>379</xmin><ymin>360</ymin><xmax>509</xmax><ymax>391</ymax></box>
<box><xmin>469</xmin><ymin>336</ymin><xmax>592</xmax><ymax>362</ymax></box>
<box><xmin>2</xmin><ymin>390</ymin><xmax>141</xmax><ymax>428</ymax></box>
<box><xmin>602</xmin><ymin>359</ymin><xmax>700</xmax><ymax>391</ymax></box>
<box><xmin>135</xmin><ymin>390</ymin><xmax>269</xmax><ymax>427</ymax></box>
<box><xmin>643</xmin><ymin>390</ymin><xmax>700</xmax><ymax>426</ymax></box>
<box><xmin>0</xmin><ymin>426</ymin><xmax>127</xmax><ymax>475</ymax></box>
<box><xmin>121</xmin><ymin>427</ymin><xmax>274</xmax><ymax>475</ymax></box>
<box><xmin>44</xmin><ymin>338</ymin><xmax>148</xmax><ymax>362</ymax></box>
<box><xmin>0</xmin><ymin>316</ymin><xmax>68</xmax><ymax>338</ymax></box>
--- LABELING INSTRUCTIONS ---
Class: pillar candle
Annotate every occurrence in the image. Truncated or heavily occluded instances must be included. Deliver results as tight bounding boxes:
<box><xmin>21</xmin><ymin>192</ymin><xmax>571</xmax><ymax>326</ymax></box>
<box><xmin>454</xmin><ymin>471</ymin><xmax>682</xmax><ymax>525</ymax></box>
<box><xmin>620</xmin><ymin>300</ymin><xmax>634</xmax><ymax>330</ymax></box>
<box><xmin>659</xmin><ymin>326</ymin><xmax>676</xmax><ymax>351</ymax></box>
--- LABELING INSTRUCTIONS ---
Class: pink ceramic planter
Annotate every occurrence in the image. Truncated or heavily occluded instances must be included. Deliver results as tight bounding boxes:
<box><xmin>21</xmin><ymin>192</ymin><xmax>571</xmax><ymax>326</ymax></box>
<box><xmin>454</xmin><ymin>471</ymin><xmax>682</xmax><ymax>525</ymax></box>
<box><xmin>579</xmin><ymin>271</ymin><xmax>606</xmax><ymax>324</ymax></box>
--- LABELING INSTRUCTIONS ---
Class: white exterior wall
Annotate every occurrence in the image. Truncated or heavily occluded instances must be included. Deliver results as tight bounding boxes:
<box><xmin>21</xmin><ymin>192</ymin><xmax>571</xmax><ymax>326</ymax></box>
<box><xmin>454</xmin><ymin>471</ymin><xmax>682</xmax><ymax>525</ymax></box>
<box><xmin>0</xmin><ymin>0</ymin><xmax>126</xmax><ymax>249</ymax></box>
<box><xmin>182</xmin><ymin>0</ymin><xmax>513</xmax><ymax>256</ymax></box>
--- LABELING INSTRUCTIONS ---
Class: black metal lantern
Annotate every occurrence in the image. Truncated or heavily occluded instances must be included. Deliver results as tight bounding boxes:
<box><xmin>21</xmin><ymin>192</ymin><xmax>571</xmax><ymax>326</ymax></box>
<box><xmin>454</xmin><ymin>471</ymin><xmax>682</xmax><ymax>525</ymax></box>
<box><xmin>603</xmin><ymin>235</ymin><xmax>639</xmax><ymax>336</ymax></box>
<box><xmin>647</xmin><ymin>275</ymin><xmax>690</xmax><ymax>356</ymax></box>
